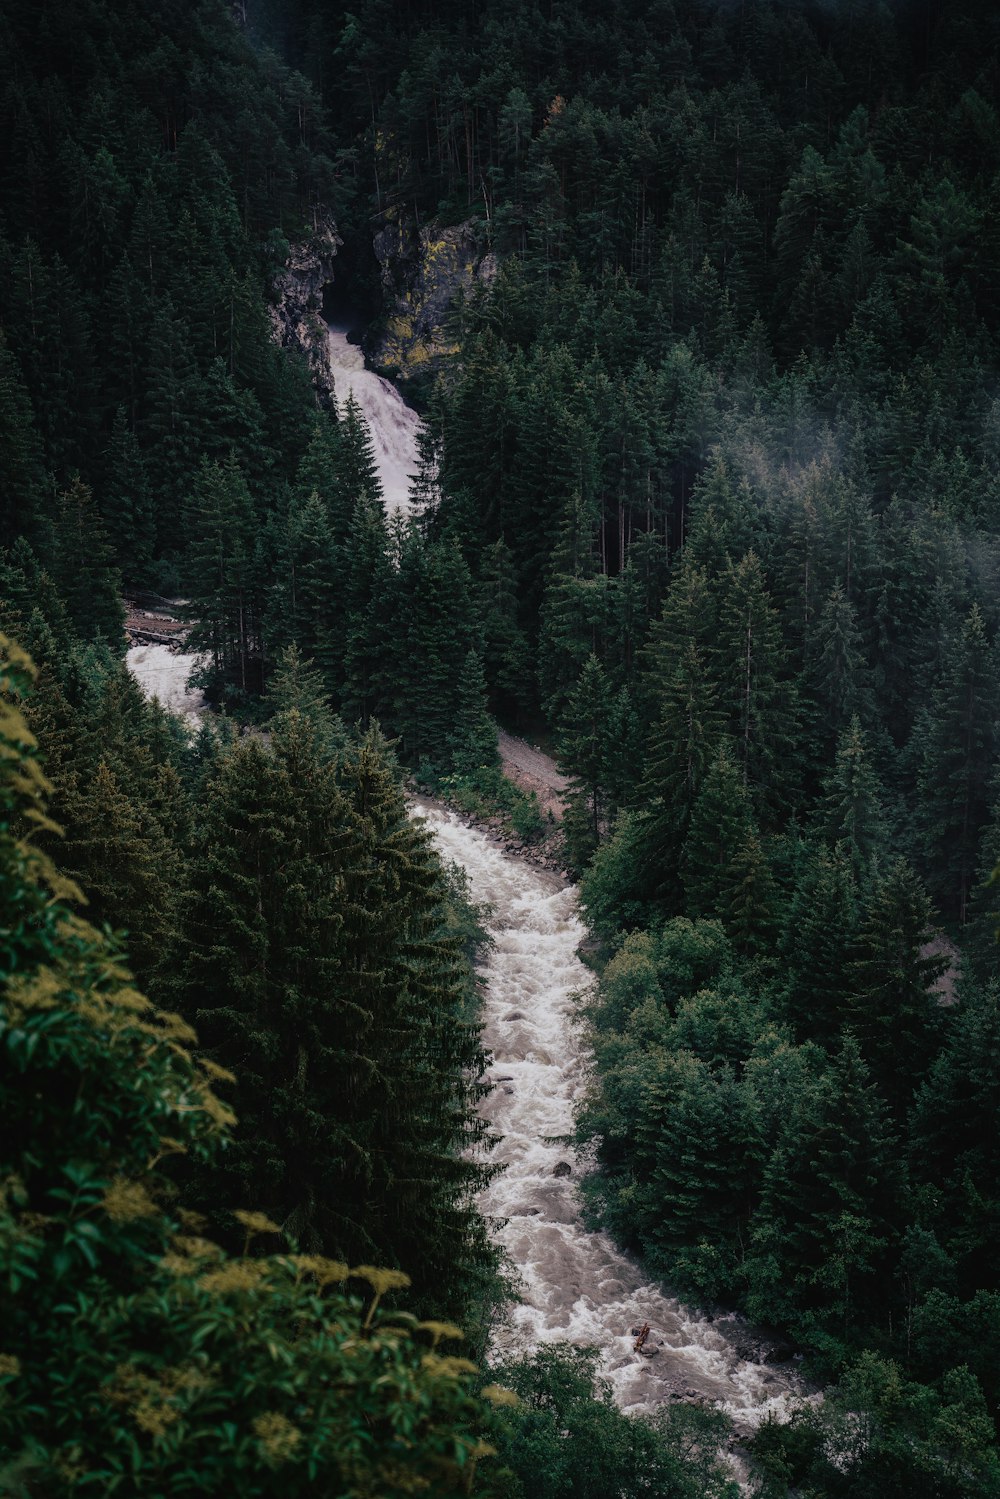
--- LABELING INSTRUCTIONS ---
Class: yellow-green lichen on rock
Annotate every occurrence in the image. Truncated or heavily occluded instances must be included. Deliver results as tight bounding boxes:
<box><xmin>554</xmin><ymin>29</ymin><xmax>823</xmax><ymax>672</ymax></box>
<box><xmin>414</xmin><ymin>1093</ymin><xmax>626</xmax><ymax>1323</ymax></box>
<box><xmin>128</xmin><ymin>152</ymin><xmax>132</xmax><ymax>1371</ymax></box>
<box><xmin>369</xmin><ymin>215</ymin><xmax>496</xmax><ymax>385</ymax></box>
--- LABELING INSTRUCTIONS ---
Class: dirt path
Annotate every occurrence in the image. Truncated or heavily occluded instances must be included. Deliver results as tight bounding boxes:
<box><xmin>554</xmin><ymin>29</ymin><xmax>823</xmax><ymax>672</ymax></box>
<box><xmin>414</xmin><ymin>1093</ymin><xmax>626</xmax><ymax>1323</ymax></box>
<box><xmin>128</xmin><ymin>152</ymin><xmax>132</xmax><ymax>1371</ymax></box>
<box><xmin>497</xmin><ymin>730</ymin><xmax>569</xmax><ymax>819</ymax></box>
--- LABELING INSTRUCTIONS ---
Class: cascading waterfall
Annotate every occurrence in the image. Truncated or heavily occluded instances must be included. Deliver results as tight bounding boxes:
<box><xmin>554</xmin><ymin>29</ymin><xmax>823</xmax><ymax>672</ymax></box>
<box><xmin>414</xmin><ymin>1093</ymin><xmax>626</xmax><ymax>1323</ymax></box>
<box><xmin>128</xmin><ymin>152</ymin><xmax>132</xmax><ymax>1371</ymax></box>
<box><xmin>414</xmin><ymin>799</ymin><xmax>810</xmax><ymax>1437</ymax></box>
<box><xmin>326</xmin><ymin>324</ymin><xmax>421</xmax><ymax>515</ymax></box>
<box><xmin>125</xmin><ymin>643</ymin><xmax>205</xmax><ymax>723</ymax></box>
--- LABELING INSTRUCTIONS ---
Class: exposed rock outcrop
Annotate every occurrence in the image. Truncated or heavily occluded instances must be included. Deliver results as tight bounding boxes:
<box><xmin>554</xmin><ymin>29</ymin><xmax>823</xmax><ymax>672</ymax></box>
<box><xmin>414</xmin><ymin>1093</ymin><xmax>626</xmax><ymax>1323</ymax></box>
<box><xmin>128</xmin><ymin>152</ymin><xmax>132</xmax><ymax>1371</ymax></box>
<box><xmin>269</xmin><ymin>214</ymin><xmax>342</xmax><ymax>406</ymax></box>
<box><xmin>368</xmin><ymin>216</ymin><xmax>497</xmax><ymax>386</ymax></box>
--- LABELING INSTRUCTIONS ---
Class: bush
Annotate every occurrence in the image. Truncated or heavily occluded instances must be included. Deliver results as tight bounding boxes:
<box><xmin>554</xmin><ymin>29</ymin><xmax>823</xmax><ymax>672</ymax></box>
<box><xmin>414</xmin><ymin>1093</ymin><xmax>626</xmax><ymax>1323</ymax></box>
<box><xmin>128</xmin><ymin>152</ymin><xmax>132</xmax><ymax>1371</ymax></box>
<box><xmin>0</xmin><ymin>635</ymin><xmax>507</xmax><ymax>1496</ymax></box>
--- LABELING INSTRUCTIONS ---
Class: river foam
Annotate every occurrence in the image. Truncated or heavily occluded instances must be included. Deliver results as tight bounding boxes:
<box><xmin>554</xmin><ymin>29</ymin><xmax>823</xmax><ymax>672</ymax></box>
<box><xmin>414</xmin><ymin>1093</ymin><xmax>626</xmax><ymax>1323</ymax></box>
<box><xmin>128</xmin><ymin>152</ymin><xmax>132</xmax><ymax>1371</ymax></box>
<box><xmin>414</xmin><ymin>800</ymin><xmax>810</xmax><ymax>1434</ymax></box>
<box><xmin>327</xmin><ymin>325</ymin><xmax>422</xmax><ymax>515</ymax></box>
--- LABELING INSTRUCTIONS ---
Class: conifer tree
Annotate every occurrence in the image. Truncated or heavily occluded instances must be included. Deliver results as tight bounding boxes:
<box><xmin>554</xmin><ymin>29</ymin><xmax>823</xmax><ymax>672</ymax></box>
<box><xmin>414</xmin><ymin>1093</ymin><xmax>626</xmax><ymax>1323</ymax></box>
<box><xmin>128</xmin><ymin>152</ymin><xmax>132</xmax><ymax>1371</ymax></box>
<box><xmin>450</xmin><ymin>648</ymin><xmax>499</xmax><ymax>777</ymax></box>
<box><xmin>558</xmin><ymin>653</ymin><xmax>613</xmax><ymax>869</ymax></box>
<box><xmin>680</xmin><ymin>740</ymin><xmax>757</xmax><ymax>922</ymax></box>
<box><xmin>910</xmin><ymin>982</ymin><xmax>1000</xmax><ymax>1292</ymax></box>
<box><xmin>748</xmin><ymin>1037</ymin><xmax>900</xmax><ymax>1339</ymax></box>
<box><xmin>293</xmin><ymin>414</ymin><xmax>355</xmax><ymax>547</ymax></box>
<box><xmin>846</xmin><ymin>857</ymin><xmax>946</xmax><ymax>1113</ymax></box>
<box><xmin>808</xmin><ymin>582</ymin><xmax>873</xmax><ymax>747</ymax></box>
<box><xmin>817</xmin><ymin>715</ymin><xmax>889</xmax><ymax>876</ymax></box>
<box><xmin>101</xmin><ymin>405</ymin><xmax>154</xmax><ymax>582</ymax></box>
<box><xmin>477</xmin><ymin>537</ymin><xmax>531</xmax><ymax>715</ymax></box>
<box><xmin>779</xmin><ymin>842</ymin><xmax>859</xmax><ymax>1045</ymax></box>
<box><xmin>915</xmin><ymin>603</ymin><xmax>999</xmax><ymax>923</ymax></box>
<box><xmin>634</xmin><ymin>1051</ymin><xmax>759</xmax><ymax>1300</ymax></box>
<box><xmin>0</xmin><ymin>331</ymin><xmax>47</xmax><ymax>549</ymax></box>
<box><xmin>338</xmin><ymin>391</ymin><xmax>382</xmax><ymax>504</ymax></box>
<box><xmin>51</xmin><ymin>477</ymin><xmax>125</xmax><ymax>648</ymax></box>
<box><xmin>715</xmin><ymin>550</ymin><xmax>798</xmax><ymax>810</ymax></box>
<box><xmin>341</xmin><ymin>492</ymin><xmax>394</xmax><ymax>727</ymax></box>
<box><xmin>184</xmin><ymin>456</ymin><xmax>262</xmax><ymax>694</ymax></box>
<box><xmin>640</xmin><ymin>638</ymin><xmax>725</xmax><ymax>909</ymax></box>
<box><xmin>266</xmin><ymin>489</ymin><xmax>340</xmax><ymax>690</ymax></box>
<box><xmin>171</xmin><ymin>718</ymin><xmax>496</xmax><ymax>1316</ymax></box>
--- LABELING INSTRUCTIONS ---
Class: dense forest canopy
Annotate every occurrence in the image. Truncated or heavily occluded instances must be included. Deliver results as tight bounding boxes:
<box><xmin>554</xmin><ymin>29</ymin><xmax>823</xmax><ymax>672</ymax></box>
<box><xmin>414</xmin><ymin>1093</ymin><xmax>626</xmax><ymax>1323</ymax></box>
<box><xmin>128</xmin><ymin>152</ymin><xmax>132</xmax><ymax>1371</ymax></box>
<box><xmin>4</xmin><ymin>0</ymin><xmax>1000</xmax><ymax>1492</ymax></box>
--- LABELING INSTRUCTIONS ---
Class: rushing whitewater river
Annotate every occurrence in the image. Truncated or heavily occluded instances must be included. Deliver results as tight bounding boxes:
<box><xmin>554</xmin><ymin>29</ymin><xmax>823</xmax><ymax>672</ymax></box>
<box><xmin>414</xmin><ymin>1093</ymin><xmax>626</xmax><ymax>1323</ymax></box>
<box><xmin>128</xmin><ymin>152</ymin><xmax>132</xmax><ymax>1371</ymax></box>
<box><xmin>327</xmin><ymin>325</ymin><xmax>421</xmax><ymax>514</ymax></box>
<box><xmin>413</xmin><ymin>800</ymin><xmax>808</xmax><ymax>1434</ymax></box>
<box><xmin>125</xmin><ymin>332</ymin><xmax>809</xmax><ymax>1456</ymax></box>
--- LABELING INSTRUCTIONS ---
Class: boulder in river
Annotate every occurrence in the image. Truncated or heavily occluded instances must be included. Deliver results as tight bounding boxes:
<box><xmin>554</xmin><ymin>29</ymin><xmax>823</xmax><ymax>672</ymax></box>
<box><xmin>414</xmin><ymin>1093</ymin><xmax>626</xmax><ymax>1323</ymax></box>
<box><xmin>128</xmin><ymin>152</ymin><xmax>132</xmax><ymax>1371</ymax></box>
<box><xmin>552</xmin><ymin>1161</ymin><xmax>572</xmax><ymax>1178</ymax></box>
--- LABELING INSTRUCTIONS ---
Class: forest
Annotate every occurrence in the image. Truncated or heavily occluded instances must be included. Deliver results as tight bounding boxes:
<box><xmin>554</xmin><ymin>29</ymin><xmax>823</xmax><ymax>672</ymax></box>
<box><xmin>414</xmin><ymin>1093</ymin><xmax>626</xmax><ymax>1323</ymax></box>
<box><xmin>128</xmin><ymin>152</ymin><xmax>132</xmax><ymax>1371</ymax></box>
<box><xmin>3</xmin><ymin>0</ymin><xmax>1000</xmax><ymax>1492</ymax></box>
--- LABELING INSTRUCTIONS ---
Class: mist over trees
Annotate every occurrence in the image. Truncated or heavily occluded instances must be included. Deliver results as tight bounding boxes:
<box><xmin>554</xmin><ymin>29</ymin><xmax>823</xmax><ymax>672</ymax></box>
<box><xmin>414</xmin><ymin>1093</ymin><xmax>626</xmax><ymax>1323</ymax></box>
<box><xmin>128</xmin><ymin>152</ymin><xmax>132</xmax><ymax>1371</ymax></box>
<box><xmin>4</xmin><ymin>0</ymin><xmax>1000</xmax><ymax>1492</ymax></box>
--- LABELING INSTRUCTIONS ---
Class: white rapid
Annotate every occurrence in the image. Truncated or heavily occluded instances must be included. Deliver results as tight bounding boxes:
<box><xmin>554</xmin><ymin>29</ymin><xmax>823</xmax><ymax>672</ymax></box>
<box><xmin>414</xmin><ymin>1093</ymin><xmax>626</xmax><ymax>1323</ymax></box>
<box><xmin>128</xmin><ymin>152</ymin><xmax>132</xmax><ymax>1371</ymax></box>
<box><xmin>327</xmin><ymin>325</ymin><xmax>422</xmax><ymax>515</ymax></box>
<box><xmin>126</xmin><ymin>643</ymin><xmax>205</xmax><ymax>724</ymax></box>
<box><xmin>413</xmin><ymin>800</ymin><xmax>809</xmax><ymax>1437</ymax></box>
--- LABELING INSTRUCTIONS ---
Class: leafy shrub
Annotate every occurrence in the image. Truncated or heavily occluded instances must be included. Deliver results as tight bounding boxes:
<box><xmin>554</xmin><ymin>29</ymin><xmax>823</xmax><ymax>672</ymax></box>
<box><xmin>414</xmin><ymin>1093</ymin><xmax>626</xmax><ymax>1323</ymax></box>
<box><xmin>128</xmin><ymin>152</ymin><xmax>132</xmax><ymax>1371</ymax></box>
<box><xmin>0</xmin><ymin>635</ymin><xmax>506</xmax><ymax>1496</ymax></box>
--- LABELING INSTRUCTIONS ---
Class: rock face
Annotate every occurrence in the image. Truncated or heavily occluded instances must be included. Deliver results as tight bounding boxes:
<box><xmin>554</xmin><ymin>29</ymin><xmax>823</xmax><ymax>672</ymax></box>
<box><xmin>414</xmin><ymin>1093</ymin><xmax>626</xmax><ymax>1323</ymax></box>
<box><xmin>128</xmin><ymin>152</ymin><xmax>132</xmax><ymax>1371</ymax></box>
<box><xmin>269</xmin><ymin>214</ymin><xmax>342</xmax><ymax>406</ymax></box>
<box><xmin>368</xmin><ymin>215</ymin><xmax>497</xmax><ymax>385</ymax></box>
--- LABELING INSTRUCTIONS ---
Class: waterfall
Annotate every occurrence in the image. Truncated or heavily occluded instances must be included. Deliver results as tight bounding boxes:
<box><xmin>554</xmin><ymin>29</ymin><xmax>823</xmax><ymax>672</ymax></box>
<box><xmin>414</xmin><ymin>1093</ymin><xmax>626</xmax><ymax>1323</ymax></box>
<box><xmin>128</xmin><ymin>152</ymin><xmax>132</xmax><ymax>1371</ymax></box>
<box><xmin>326</xmin><ymin>325</ymin><xmax>422</xmax><ymax>515</ymax></box>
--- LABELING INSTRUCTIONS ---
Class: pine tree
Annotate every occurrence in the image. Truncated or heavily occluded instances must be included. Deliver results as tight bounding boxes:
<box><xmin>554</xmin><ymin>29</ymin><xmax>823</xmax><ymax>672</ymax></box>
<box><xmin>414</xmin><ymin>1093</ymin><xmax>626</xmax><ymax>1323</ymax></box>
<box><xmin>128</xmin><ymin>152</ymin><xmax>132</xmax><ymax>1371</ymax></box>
<box><xmin>338</xmin><ymin>392</ymin><xmax>382</xmax><ymax>505</ymax></box>
<box><xmin>558</xmin><ymin>653</ymin><xmax>613</xmax><ymax>869</ymax></box>
<box><xmin>910</xmin><ymin>982</ymin><xmax>1000</xmax><ymax>1292</ymax></box>
<box><xmin>450</xmin><ymin>649</ymin><xmax>499</xmax><ymax>777</ymax></box>
<box><xmin>914</xmin><ymin>604</ymin><xmax>999</xmax><ymax>923</ymax></box>
<box><xmin>638</xmin><ymin>639</ymin><xmax>724</xmax><ymax>912</ymax></box>
<box><xmin>748</xmin><ymin>1037</ymin><xmax>900</xmax><ymax>1339</ymax></box>
<box><xmin>263</xmin><ymin>644</ymin><xmax>345</xmax><ymax>757</ymax></box>
<box><xmin>808</xmin><ymin>582</ymin><xmax>873</xmax><ymax>748</ymax></box>
<box><xmin>0</xmin><ymin>332</ymin><xmax>48</xmax><ymax>549</ymax></box>
<box><xmin>680</xmin><ymin>740</ymin><xmax>756</xmax><ymax>921</ymax></box>
<box><xmin>341</xmin><ymin>492</ymin><xmax>394</xmax><ymax>728</ymax></box>
<box><xmin>101</xmin><ymin>405</ymin><xmax>154</xmax><ymax>583</ymax></box>
<box><xmin>779</xmin><ymin>841</ymin><xmax>859</xmax><ymax>1045</ymax></box>
<box><xmin>266</xmin><ymin>489</ymin><xmax>340</xmax><ymax>690</ymax></box>
<box><xmin>846</xmin><ymin>857</ymin><xmax>946</xmax><ymax>1113</ymax></box>
<box><xmin>634</xmin><ymin>1051</ymin><xmax>759</xmax><ymax>1300</ymax></box>
<box><xmin>715</xmin><ymin>550</ymin><xmax>798</xmax><ymax>811</ymax></box>
<box><xmin>295</xmin><ymin>414</ymin><xmax>353</xmax><ymax>546</ymax></box>
<box><xmin>817</xmin><ymin>715</ymin><xmax>889</xmax><ymax>876</ymax></box>
<box><xmin>184</xmin><ymin>456</ymin><xmax>262</xmax><ymax>695</ymax></box>
<box><xmin>56</xmin><ymin>757</ymin><xmax>179</xmax><ymax>984</ymax></box>
<box><xmin>477</xmin><ymin>537</ymin><xmax>531</xmax><ymax>716</ymax></box>
<box><xmin>51</xmin><ymin>477</ymin><xmax>125</xmax><ymax>648</ymax></box>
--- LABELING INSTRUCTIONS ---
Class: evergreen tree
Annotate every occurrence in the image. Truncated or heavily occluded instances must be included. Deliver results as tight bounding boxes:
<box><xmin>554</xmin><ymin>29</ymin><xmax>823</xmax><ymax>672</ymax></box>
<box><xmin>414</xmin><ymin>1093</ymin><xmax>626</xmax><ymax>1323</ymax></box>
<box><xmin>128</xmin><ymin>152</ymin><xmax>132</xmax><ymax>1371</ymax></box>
<box><xmin>101</xmin><ymin>405</ymin><xmax>154</xmax><ymax>583</ymax></box>
<box><xmin>450</xmin><ymin>648</ymin><xmax>499</xmax><ymax>777</ymax></box>
<box><xmin>846</xmin><ymin>857</ymin><xmax>946</xmax><ymax>1114</ymax></box>
<box><xmin>910</xmin><ymin>982</ymin><xmax>1000</xmax><ymax>1292</ymax></box>
<box><xmin>715</xmin><ymin>550</ymin><xmax>798</xmax><ymax>811</ymax></box>
<box><xmin>915</xmin><ymin>604</ymin><xmax>999</xmax><ymax>923</ymax></box>
<box><xmin>184</xmin><ymin>456</ymin><xmax>262</xmax><ymax>695</ymax></box>
<box><xmin>748</xmin><ymin>1037</ymin><xmax>900</xmax><ymax>1341</ymax></box>
<box><xmin>779</xmin><ymin>842</ymin><xmax>859</xmax><ymax>1046</ymax></box>
<box><xmin>50</xmin><ymin>477</ymin><xmax>125</xmax><ymax>648</ymax></box>
<box><xmin>639</xmin><ymin>638</ymin><xmax>725</xmax><ymax>912</ymax></box>
<box><xmin>558</xmin><ymin>653</ymin><xmax>613</xmax><ymax>870</ymax></box>
<box><xmin>680</xmin><ymin>740</ymin><xmax>756</xmax><ymax>922</ymax></box>
<box><xmin>816</xmin><ymin>715</ymin><xmax>890</xmax><ymax>877</ymax></box>
<box><xmin>266</xmin><ymin>489</ymin><xmax>340</xmax><ymax>690</ymax></box>
<box><xmin>337</xmin><ymin>391</ymin><xmax>382</xmax><ymax>505</ymax></box>
<box><xmin>341</xmin><ymin>492</ymin><xmax>394</xmax><ymax>728</ymax></box>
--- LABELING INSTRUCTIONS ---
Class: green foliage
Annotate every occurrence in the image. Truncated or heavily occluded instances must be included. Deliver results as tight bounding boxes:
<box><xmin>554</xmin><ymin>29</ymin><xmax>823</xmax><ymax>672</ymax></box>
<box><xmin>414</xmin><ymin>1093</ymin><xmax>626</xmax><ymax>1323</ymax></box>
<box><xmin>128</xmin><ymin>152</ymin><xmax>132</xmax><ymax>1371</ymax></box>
<box><xmin>491</xmin><ymin>1346</ymin><xmax>738</xmax><ymax>1499</ymax></box>
<box><xmin>435</xmin><ymin>765</ymin><xmax>545</xmax><ymax>846</ymax></box>
<box><xmin>0</xmin><ymin>635</ymin><xmax>506</xmax><ymax>1496</ymax></box>
<box><xmin>752</xmin><ymin>1354</ymin><xmax>1000</xmax><ymax>1498</ymax></box>
<box><xmin>168</xmin><ymin>714</ymin><xmax>499</xmax><ymax>1319</ymax></box>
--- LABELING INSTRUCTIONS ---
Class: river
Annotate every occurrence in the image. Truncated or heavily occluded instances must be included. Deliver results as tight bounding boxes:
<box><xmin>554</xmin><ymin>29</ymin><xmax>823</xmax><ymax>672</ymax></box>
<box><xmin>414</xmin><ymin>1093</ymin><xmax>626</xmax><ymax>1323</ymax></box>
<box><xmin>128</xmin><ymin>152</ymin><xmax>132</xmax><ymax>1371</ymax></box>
<box><xmin>126</xmin><ymin>329</ymin><xmax>808</xmax><ymax>1458</ymax></box>
<box><xmin>412</xmin><ymin>800</ymin><xmax>807</xmax><ymax>1441</ymax></box>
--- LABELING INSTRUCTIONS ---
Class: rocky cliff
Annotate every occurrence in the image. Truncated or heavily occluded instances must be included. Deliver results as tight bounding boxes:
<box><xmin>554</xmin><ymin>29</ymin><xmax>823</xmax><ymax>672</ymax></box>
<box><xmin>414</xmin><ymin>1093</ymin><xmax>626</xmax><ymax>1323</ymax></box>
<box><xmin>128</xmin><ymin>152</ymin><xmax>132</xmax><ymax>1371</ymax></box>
<box><xmin>368</xmin><ymin>216</ymin><xmax>497</xmax><ymax>387</ymax></box>
<box><xmin>269</xmin><ymin>214</ymin><xmax>342</xmax><ymax>407</ymax></box>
